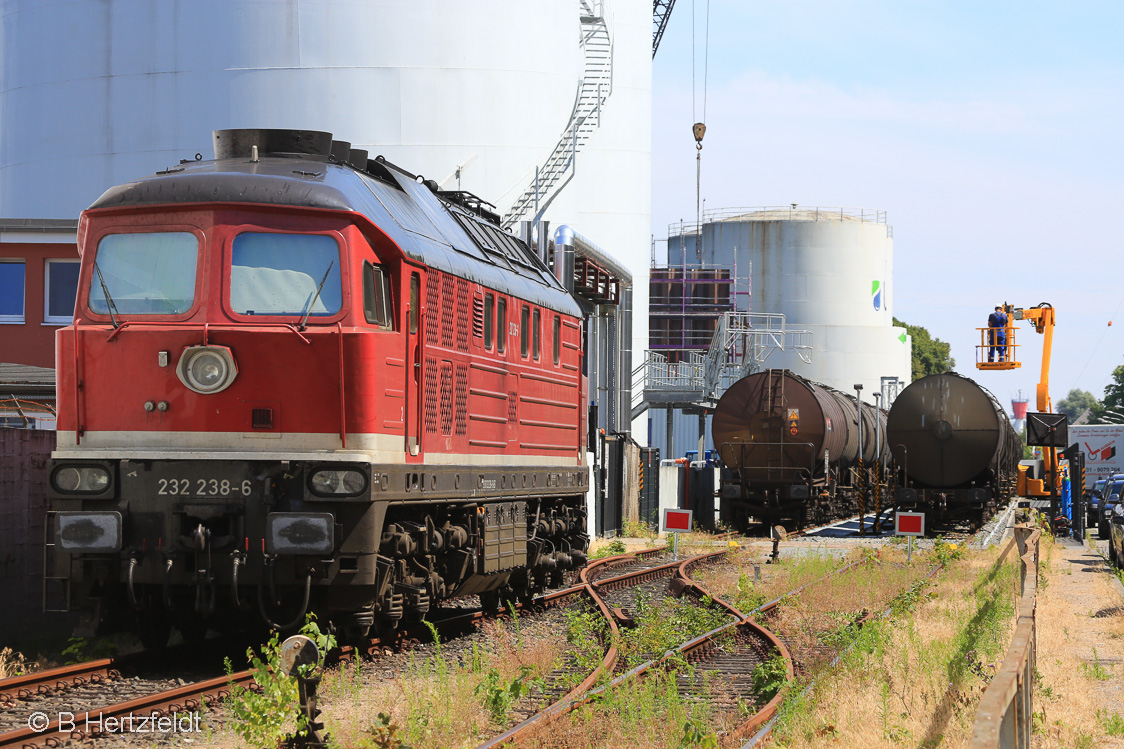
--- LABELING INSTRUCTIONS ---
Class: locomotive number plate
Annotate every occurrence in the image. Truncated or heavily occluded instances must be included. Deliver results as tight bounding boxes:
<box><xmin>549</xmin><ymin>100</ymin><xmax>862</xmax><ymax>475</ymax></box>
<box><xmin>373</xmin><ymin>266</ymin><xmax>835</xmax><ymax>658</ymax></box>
<box><xmin>120</xmin><ymin>460</ymin><xmax>259</xmax><ymax>501</ymax></box>
<box><xmin>157</xmin><ymin>477</ymin><xmax>254</xmax><ymax>498</ymax></box>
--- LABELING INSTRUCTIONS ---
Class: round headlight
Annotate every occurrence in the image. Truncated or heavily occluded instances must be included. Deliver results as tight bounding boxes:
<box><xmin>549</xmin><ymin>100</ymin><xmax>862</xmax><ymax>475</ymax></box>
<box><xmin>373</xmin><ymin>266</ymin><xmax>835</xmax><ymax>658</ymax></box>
<box><xmin>310</xmin><ymin>469</ymin><xmax>367</xmax><ymax>496</ymax></box>
<box><xmin>54</xmin><ymin>466</ymin><xmax>110</xmax><ymax>493</ymax></box>
<box><xmin>188</xmin><ymin>352</ymin><xmax>227</xmax><ymax>391</ymax></box>
<box><xmin>55</xmin><ymin>467</ymin><xmax>82</xmax><ymax>492</ymax></box>
<box><xmin>176</xmin><ymin>346</ymin><xmax>238</xmax><ymax>394</ymax></box>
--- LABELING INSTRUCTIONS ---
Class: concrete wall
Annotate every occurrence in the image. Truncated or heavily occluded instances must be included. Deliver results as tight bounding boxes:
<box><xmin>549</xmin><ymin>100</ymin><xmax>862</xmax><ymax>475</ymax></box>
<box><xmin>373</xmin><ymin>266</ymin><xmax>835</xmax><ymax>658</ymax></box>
<box><xmin>0</xmin><ymin>428</ymin><xmax>74</xmax><ymax>643</ymax></box>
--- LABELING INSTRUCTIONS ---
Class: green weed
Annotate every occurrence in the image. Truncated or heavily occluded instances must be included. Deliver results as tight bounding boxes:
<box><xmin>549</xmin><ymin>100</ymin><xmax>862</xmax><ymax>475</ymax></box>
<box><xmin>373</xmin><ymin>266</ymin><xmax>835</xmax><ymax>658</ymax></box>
<box><xmin>364</xmin><ymin>712</ymin><xmax>412</xmax><ymax>749</ymax></box>
<box><xmin>750</xmin><ymin>649</ymin><xmax>789</xmax><ymax>702</ymax></box>
<box><xmin>591</xmin><ymin>538</ymin><xmax>628</xmax><ymax>559</ymax></box>
<box><xmin>1099</xmin><ymin>709</ymin><xmax>1124</xmax><ymax>736</ymax></box>
<box><xmin>60</xmin><ymin>636</ymin><xmax>117</xmax><ymax>665</ymax></box>
<box><xmin>678</xmin><ymin>716</ymin><xmax>718</xmax><ymax>748</ymax></box>
<box><xmin>474</xmin><ymin>666</ymin><xmax>540</xmax><ymax>724</ymax></box>
<box><xmin>1082</xmin><ymin>646</ymin><xmax>1113</xmax><ymax>681</ymax></box>
<box><xmin>225</xmin><ymin>614</ymin><xmax>336</xmax><ymax>747</ymax></box>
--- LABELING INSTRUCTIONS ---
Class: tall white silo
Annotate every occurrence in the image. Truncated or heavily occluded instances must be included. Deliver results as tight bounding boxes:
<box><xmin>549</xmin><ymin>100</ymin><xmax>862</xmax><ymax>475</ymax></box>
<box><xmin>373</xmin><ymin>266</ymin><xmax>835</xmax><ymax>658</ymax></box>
<box><xmin>668</xmin><ymin>207</ymin><xmax>912</xmax><ymax>398</ymax></box>
<box><xmin>0</xmin><ymin>0</ymin><xmax>651</xmax><ymax>308</ymax></box>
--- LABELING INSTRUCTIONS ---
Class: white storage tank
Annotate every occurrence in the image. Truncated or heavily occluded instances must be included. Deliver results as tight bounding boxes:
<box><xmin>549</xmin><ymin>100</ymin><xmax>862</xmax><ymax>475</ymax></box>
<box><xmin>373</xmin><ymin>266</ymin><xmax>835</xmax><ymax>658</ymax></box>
<box><xmin>0</xmin><ymin>0</ymin><xmax>651</xmax><ymax>306</ymax></box>
<box><xmin>668</xmin><ymin>207</ymin><xmax>912</xmax><ymax>398</ymax></box>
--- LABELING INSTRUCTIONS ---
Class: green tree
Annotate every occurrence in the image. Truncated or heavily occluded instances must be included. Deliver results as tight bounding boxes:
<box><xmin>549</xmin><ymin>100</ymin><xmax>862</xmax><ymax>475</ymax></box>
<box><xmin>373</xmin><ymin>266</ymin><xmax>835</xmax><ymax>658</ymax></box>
<box><xmin>1055</xmin><ymin>388</ymin><xmax>1102</xmax><ymax>424</ymax></box>
<box><xmin>1102</xmin><ymin>365</ymin><xmax>1124</xmax><ymax>421</ymax></box>
<box><xmin>893</xmin><ymin>317</ymin><xmax>955</xmax><ymax>380</ymax></box>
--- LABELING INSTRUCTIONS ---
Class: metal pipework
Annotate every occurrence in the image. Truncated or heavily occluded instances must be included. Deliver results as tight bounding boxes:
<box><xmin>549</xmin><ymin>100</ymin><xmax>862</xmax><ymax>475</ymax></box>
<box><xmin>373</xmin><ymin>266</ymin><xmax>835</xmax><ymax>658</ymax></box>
<box><xmin>553</xmin><ymin>225</ymin><xmax>633</xmax><ymax>433</ymax></box>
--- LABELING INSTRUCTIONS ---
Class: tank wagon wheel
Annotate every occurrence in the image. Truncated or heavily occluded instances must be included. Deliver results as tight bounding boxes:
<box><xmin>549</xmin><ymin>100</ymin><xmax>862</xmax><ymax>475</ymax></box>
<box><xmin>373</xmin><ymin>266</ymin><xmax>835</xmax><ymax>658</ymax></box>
<box><xmin>135</xmin><ymin>608</ymin><xmax>172</xmax><ymax>651</ymax></box>
<box><xmin>479</xmin><ymin>590</ymin><xmax>502</xmax><ymax>615</ymax></box>
<box><xmin>177</xmin><ymin>615</ymin><xmax>210</xmax><ymax>647</ymax></box>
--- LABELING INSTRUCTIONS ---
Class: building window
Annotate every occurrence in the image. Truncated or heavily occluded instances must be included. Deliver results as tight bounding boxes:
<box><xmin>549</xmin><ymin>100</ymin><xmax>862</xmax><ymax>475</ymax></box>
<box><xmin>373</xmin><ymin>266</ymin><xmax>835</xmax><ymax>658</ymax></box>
<box><xmin>44</xmin><ymin>260</ymin><xmax>81</xmax><ymax>325</ymax></box>
<box><xmin>0</xmin><ymin>261</ymin><xmax>25</xmax><ymax>323</ymax></box>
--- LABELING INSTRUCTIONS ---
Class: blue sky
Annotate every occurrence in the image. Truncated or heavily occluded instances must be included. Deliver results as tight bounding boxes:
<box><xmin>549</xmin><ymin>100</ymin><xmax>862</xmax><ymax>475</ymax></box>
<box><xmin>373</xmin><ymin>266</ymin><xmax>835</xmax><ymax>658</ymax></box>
<box><xmin>651</xmin><ymin>1</ymin><xmax>1124</xmax><ymax>412</ymax></box>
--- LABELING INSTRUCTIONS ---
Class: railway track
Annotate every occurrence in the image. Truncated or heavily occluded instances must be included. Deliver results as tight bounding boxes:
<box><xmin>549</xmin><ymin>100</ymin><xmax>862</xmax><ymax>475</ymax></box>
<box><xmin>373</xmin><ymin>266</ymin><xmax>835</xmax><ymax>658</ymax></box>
<box><xmin>477</xmin><ymin>539</ymin><xmax>961</xmax><ymax>748</ymax></box>
<box><xmin>0</xmin><ymin>548</ymin><xmax>688</xmax><ymax>748</ymax></box>
<box><xmin>475</xmin><ymin>549</ymin><xmax>748</xmax><ymax>748</ymax></box>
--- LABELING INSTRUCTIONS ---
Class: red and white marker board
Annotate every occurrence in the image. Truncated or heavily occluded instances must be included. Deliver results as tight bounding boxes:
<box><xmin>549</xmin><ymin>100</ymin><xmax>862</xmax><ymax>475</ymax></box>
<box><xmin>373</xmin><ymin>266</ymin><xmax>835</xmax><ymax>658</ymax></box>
<box><xmin>895</xmin><ymin>511</ymin><xmax>925</xmax><ymax>537</ymax></box>
<box><xmin>661</xmin><ymin>508</ymin><xmax>693</xmax><ymax>533</ymax></box>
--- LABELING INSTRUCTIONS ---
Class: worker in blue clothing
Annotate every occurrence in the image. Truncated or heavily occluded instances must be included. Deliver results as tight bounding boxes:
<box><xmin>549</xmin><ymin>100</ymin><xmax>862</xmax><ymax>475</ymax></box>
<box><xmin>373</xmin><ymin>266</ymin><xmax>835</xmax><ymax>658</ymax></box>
<box><xmin>988</xmin><ymin>305</ymin><xmax>1008</xmax><ymax>362</ymax></box>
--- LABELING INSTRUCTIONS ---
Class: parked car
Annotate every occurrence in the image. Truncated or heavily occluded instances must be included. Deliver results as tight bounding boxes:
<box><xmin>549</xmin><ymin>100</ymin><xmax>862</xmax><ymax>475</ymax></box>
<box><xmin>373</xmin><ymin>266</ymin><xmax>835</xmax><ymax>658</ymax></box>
<box><xmin>1099</xmin><ymin>475</ymin><xmax>1124</xmax><ymax>539</ymax></box>
<box><xmin>1089</xmin><ymin>479</ymin><xmax>1107</xmax><ymax>528</ymax></box>
<box><xmin>1110</xmin><ymin>502</ymin><xmax>1124</xmax><ymax>565</ymax></box>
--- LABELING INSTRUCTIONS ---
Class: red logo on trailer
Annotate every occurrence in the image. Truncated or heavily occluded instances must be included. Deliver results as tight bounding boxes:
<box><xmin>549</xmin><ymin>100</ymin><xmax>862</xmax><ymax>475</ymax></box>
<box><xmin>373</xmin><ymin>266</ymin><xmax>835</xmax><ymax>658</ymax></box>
<box><xmin>895</xmin><ymin>512</ymin><xmax>925</xmax><ymax>536</ymax></box>
<box><xmin>661</xmin><ymin>508</ymin><xmax>693</xmax><ymax>533</ymax></box>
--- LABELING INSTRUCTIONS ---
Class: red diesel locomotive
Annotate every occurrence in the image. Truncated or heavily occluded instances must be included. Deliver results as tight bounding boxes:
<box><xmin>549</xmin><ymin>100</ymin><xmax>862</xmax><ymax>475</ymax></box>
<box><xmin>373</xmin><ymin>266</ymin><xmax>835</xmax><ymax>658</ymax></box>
<box><xmin>48</xmin><ymin>129</ymin><xmax>590</xmax><ymax>646</ymax></box>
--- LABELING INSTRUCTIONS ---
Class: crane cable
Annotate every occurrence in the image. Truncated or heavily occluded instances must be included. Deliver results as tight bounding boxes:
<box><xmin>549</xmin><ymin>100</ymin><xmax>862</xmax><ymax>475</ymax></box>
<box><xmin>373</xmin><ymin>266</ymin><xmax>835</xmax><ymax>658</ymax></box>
<box><xmin>692</xmin><ymin>0</ymin><xmax>711</xmax><ymax>262</ymax></box>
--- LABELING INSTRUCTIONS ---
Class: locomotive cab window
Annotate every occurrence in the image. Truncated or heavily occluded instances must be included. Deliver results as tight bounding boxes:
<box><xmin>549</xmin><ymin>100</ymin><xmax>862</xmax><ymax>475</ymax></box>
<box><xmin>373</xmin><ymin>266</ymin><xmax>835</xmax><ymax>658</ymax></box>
<box><xmin>230</xmin><ymin>233</ymin><xmax>341</xmax><ymax>317</ymax></box>
<box><xmin>89</xmin><ymin>232</ymin><xmax>198</xmax><ymax>316</ymax></box>
<box><xmin>520</xmin><ymin>305</ymin><xmax>530</xmax><ymax>358</ymax></box>
<box><xmin>533</xmin><ymin>308</ymin><xmax>541</xmax><ymax>360</ymax></box>
<box><xmin>497</xmin><ymin>298</ymin><xmax>507</xmax><ymax>353</ymax></box>
<box><xmin>484</xmin><ymin>293</ymin><xmax>494</xmax><ymax>349</ymax></box>
<box><xmin>363</xmin><ymin>261</ymin><xmax>393</xmax><ymax>329</ymax></box>
<box><xmin>553</xmin><ymin>315</ymin><xmax>561</xmax><ymax>365</ymax></box>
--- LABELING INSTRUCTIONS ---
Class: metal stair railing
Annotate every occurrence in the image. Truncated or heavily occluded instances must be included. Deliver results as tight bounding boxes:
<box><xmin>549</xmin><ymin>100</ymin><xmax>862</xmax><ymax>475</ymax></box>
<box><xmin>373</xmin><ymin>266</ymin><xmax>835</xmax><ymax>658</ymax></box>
<box><xmin>702</xmin><ymin>312</ymin><xmax>814</xmax><ymax>398</ymax></box>
<box><xmin>502</xmin><ymin>0</ymin><xmax>614</xmax><ymax>229</ymax></box>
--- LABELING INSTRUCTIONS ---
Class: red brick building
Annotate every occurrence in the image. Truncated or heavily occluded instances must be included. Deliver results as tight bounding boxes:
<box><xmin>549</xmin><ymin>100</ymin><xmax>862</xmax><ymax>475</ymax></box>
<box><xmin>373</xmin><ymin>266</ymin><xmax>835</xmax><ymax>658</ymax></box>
<box><xmin>0</xmin><ymin>219</ymin><xmax>78</xmax><ymax>427</ymax></box>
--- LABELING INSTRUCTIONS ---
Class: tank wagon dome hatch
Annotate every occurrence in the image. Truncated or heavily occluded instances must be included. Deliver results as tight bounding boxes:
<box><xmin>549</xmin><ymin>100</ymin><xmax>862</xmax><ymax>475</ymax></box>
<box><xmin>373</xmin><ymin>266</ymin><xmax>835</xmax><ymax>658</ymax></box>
<box><xmin>87</xmin><ymin>128</ymin><xmax>580</xmax><ymax>318</ymax></box>
<box><xmin>886</xmin><ymin>371</ymin><xmax>1006</xmax><ymax>487</ymax></box>
<box><xmin>711</xmin><ymin>369</ymin><xmax>874</xmax><ymax>481</ymax></box>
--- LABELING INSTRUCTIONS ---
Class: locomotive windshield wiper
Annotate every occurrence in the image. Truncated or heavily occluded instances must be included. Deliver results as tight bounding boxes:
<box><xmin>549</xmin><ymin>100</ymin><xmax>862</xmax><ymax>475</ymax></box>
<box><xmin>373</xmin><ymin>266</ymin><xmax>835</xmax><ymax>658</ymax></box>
<box><xmin>93</xmin><ymin>262</ymin><xmax>121</xmax><ymax>329</ymax></box>
<box><xmin>297</xmin><ymin>260</ymin><xmax>335</xmax><ymax>331</ymax></box>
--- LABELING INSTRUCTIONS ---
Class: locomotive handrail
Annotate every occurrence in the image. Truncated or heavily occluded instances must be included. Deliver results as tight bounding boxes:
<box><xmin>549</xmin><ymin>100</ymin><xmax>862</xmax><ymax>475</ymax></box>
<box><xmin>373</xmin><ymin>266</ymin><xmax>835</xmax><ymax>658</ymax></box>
<box><xmin>102</xmin><ymin>319</ymin><xmax>312</xmax><ymax>344</ymax></box>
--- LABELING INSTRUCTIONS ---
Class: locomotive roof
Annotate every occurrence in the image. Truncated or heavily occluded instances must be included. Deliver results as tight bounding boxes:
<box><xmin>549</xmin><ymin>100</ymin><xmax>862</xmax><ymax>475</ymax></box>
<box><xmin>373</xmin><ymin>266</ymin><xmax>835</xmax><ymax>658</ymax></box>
<box><xmin>88</xmin><ymin>156</ymin><xmax>582</xmax><ymax>317</ymax></box>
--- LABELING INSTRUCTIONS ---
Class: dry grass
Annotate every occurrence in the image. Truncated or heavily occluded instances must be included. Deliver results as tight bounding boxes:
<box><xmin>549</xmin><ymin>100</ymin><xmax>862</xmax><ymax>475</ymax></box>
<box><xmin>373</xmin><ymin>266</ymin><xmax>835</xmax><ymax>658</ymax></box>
<box><xmin>0</xmin><ymin>646</ymin><xmax>38</xmax><ymax>678</ymax></box>
<box><xmin>770</xmin><ymin>544</ymin><xmax>1021</xmax><ymax>748</ymax></box>
<box><xmin>1029</xmin><ymin>537</ymin><xmax>1124</xmax><ymax>748</ymax></box>
<box><xmin>314</xmin><ymin>617</ymin><xmax>565</xmax><ymax>748</ymax></box>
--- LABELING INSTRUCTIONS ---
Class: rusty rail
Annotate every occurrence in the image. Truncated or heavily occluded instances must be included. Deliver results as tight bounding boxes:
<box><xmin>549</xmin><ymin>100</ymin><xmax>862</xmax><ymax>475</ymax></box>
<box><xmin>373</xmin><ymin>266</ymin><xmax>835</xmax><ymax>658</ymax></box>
<box><xmin>474</xmin><ymin>550</ymin><xmax>727</xmax><ymax>748</ymax></box>
<box><xmin>968</xmin><ymin>525</ymin><xmax>1041</xmax><ymax>749</ymax></box>
<box><xmin>0</xmin><ymin>669</ymin><xmax>256</xmax><ymax>747</ymax></box>
<box><xmin>0</xmin><ymin>659</ymin><xmax>118</xmax><ymax>707</ymax></box>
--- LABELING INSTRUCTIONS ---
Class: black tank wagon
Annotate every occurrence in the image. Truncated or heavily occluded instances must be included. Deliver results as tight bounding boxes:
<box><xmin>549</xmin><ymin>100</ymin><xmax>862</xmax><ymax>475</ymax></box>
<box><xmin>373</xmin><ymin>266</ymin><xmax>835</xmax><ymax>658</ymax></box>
<box><xmin>712</xmin><ymin>369</ymin><xmax>889</xmax><ymax>530</ymax></box>
<box><xmin>886</xmin><ymin>371</ymin><xmax>1020</xmax><ymax>529</ymax></box>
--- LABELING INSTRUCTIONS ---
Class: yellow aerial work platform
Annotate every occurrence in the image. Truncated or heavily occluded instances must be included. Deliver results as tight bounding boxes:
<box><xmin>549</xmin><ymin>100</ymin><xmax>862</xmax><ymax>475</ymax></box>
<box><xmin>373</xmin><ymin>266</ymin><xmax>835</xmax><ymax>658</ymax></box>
<box><xmin>975</xmin><ymin>325</ymin><xmax>1020</xmax><ymax>370</ymax></box>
